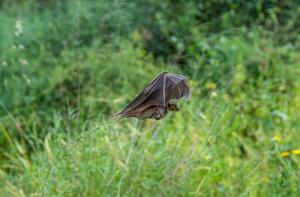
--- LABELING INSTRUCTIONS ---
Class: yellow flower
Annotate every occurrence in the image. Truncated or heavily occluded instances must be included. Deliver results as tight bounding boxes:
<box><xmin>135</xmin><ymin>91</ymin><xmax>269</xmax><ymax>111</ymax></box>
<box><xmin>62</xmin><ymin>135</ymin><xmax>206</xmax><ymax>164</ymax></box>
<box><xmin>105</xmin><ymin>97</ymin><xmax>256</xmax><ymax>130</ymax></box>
<box><xmin>292</xmin><ymin>150</ymin><xmax>300</xmax><ymax>155</ymax></box>
<box><xmin>262</xmin><ymin>176</ymin><xmax>269</xmax><ymax>183</ymax></box>
<box><xmin>206</xmin><ymin>82</ymin><xmax>217</xmax><ymax>90</ymax></box>
<box><xmin>280</xmin><ymin>151</ymin><xmax>290</xmax><ymax>158</ymax></box>
<box><xmin>223</xmin><ymin>94</ymin><xmax>230</xmax><ymax>101</ymax></box>
<box><xmin>272</xmin><ymin>134</ymin><xmax>281</xmax><ymax>143</ymax></box>
<box><xmin>188</xmin><ymin>80</ymin><xmax>198</xmax><ymax>87</ymax></box>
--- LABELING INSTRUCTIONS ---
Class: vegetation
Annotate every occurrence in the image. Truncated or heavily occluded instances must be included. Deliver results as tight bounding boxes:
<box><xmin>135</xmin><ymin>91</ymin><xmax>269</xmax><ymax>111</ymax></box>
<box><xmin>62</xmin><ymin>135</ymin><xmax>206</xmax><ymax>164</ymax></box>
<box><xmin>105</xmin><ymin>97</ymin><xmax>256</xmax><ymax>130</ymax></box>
<box><xmin>1</xmin><ymin>0</ymin><xmax>300</xmax><ymax>196</ymax></box>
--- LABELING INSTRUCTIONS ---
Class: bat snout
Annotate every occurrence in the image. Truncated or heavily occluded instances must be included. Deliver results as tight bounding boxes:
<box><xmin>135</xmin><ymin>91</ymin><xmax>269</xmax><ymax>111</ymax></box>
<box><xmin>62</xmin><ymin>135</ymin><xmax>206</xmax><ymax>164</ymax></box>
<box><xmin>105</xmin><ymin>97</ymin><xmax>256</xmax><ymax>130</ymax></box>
<box><xmin>151</xmin><ymin>107</ymin><xmax>167</xmax><ymax>120</ymax></box>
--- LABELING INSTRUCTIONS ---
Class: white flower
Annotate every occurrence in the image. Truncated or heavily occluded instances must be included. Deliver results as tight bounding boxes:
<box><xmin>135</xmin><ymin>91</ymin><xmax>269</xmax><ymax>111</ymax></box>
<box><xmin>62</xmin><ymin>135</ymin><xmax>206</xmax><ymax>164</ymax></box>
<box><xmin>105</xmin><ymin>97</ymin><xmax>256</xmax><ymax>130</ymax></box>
<box><xmin>18</xmin><ymin>44</ymin><xmax>26</xmax><ymax>50</ymax></box>
<box><xmin>26</xmin><ymin>78</ymin><xmax>31</xmax><ymax>85</ymax></box>
<box><xmin>15</xmin><ymin>19</ymin><xmax>23</xmax><ymax>37</ymax></box>
<box><xmin>4</xmin><ymin>79</ymin><xmax>8</xmax><ymax>87</ymax></box>
<box><xmin>2</xmin><ymin>61</ymin><xmax>8</xmax><ymax>67</ymax></box>
<box><xmin>210</xmin><ymin>91</ymin><xmax>218</xmax><ymax>98</ymax></box>
<box><xmin>19</xmin><ymin>58</ymin><xmax>28</xmax><ymax>65</ymax></box>
<box><xmin>271</xmin><ymin>110</ymin><xmax>289</xmax><ymax>121</ymax></box>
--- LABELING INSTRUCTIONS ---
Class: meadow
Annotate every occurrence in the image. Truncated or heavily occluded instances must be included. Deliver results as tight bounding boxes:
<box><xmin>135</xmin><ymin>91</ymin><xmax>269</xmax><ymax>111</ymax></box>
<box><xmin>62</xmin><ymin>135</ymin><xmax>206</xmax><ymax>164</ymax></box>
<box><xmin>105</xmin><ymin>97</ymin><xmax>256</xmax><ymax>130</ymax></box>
<box><xmin>1</xmin><ymin>0</ymin><xmax>300</xmax><ymax>196</ymax></box>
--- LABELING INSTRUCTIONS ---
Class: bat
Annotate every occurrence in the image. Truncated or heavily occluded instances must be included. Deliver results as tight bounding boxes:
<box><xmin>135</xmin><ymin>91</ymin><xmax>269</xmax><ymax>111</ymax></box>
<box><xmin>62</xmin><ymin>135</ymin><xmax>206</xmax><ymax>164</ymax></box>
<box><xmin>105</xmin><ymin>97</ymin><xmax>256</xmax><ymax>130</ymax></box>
<box><xmin>115</xmin><ymin>71</ymin><xmax>191</xmax><ymax>120</ymax></box>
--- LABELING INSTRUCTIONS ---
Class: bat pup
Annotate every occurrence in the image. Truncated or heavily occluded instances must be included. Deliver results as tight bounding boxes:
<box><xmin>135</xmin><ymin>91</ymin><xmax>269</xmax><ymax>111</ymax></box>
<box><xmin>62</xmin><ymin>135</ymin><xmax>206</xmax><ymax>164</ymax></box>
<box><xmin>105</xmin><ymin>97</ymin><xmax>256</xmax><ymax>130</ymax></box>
<box><xmin>116</xmin><ymin>71</ymin><xmax>191</xmax><ymax>120</ymax></box>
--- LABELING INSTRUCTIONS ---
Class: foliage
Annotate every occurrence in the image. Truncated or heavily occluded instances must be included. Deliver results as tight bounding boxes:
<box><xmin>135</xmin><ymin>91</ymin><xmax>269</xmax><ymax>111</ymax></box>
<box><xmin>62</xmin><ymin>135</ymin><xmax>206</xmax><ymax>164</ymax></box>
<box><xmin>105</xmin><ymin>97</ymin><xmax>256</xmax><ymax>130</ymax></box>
<box><xmin>1</xmin><ymin>0</ymin><xmax>300</xmax><ymax>196</ymax></box>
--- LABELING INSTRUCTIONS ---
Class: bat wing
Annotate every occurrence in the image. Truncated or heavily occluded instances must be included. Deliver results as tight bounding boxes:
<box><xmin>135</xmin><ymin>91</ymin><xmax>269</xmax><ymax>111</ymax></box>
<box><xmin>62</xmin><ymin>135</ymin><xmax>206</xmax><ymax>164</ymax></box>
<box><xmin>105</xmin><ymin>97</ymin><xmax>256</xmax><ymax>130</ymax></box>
<box><xmin>164</xmin><ymin>73</ymin><xmax>191</xmax><ymax>103</ymax></box>
<box><xmin>115</xmin><ymin>72</ymin><xmax>190</xmax><ymax>119</ymax></box>
<box><xmin>115</xmin><ymin>72</ymin><xmax>168</xmax><ymax>117</ymax></box>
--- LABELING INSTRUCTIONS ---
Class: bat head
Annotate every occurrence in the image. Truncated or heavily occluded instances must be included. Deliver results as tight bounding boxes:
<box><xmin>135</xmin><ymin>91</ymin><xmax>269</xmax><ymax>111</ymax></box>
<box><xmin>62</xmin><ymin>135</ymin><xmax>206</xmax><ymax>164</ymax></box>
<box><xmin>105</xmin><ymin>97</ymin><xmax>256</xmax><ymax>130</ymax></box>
<box><xmin>151</xmin><ymin>107</ymin><xmax>167</xmax><ymax>120</ymax></box>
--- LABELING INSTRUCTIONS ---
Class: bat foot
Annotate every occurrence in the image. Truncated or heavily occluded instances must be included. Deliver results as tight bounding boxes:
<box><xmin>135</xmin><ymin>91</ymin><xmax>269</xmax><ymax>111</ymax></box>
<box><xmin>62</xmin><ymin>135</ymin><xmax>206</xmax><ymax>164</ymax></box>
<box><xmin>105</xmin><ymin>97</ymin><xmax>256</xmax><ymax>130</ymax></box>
<box><xmin>167</xmin><ymin>103</ymin><xmax>180</xmax><ymax>111</ymax></box>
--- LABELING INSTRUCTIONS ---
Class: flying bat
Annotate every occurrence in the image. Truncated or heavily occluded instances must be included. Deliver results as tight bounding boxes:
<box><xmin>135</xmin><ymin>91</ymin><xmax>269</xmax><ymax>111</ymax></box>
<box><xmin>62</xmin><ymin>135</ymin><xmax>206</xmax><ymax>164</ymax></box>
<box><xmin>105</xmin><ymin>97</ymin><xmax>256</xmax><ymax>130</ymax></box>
<box><xmin>115</xmin><ymin>71</ymin><xmax>191</xmax><ymax>120</ymax></box>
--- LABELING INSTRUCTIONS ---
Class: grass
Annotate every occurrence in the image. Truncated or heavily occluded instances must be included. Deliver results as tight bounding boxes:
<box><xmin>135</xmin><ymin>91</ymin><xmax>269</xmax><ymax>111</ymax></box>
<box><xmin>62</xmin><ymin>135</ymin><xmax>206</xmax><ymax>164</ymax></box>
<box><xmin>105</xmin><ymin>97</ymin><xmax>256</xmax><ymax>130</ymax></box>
<box><xmin>2</xmin><ymin>56</ymin><xmax>300</xmax><ymax>195</ymax></box>
<box><xmin>2</xmin><ymin>88</ymin><xmax>300</xmax><ymax>196</ymax></box>
<box><xmin>1</xmin><ymin>0</ymin><xmax>300</xmax><ymax>196</ymax></box>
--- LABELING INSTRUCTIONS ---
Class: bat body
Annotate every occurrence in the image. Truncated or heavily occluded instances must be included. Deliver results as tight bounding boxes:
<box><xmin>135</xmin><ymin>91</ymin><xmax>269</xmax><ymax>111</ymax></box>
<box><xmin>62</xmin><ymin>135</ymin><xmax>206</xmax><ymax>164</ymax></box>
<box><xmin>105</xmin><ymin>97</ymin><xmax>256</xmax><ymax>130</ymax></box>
<box><xmin>116</xmin><ymin>71</ymin><xmax>190</xmax><ymax>120</ymax></box>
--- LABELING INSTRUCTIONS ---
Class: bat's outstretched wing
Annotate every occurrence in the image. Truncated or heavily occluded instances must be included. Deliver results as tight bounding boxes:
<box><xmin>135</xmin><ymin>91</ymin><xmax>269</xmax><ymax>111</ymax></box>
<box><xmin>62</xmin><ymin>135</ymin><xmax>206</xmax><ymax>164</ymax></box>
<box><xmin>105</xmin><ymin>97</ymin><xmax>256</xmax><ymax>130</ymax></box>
<box><xmin>115</xmin><ymin>71</ymin><xmax>190</xmax><ymax>119</ymax></box>
<box><xmin>164</xmin><ymin>73</ymin><xmax>191</xmax><ymax>102</ymax></box>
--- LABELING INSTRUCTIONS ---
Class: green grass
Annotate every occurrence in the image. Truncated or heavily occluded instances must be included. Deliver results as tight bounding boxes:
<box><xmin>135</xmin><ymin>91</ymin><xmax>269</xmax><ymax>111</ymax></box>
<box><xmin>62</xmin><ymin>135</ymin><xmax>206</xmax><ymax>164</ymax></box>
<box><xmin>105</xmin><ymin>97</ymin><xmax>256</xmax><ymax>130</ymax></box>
<box><xmin>1</xmin><ymin>50</ymin><xmax>300</xmax><ymax>195</ymax></box>
<box><xmin>2</xmin><ymin>84</ymin><xmax>300</xmax><ymax>196</ymax></box>
<box><xmin>1</xmin><ymin>0</ymin><xmax>300</xmax><ymax>196</ymax></box>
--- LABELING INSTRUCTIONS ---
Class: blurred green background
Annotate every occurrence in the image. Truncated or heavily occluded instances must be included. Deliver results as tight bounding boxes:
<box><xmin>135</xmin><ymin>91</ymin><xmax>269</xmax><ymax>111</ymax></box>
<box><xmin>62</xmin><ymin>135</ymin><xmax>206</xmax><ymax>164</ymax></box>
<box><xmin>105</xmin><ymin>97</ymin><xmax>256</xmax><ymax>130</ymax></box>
<box><xmin>1</xmin><ymin>0</ymin><xmax>300</xmax><ymax>196</ymax></box>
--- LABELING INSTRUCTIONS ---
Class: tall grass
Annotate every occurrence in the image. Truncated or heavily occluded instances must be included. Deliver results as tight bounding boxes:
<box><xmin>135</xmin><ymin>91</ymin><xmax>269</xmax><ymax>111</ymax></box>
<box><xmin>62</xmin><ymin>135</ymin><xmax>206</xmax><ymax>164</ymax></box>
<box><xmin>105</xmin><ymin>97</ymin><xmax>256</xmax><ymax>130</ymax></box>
<box><xmin>1</xmin><ymin>0</ymin><xmax>300</xmax><ymax>196</ymax></box>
